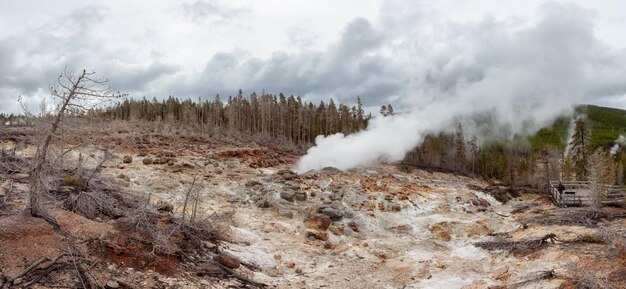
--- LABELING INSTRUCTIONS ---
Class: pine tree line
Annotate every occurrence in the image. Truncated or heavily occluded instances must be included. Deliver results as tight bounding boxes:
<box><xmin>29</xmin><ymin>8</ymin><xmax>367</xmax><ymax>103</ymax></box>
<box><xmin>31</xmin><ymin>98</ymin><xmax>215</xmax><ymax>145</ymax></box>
<box><xmin>98</xmin><ymin>91</ymin><xmax>370</xmax><ymax>145</ymax></box>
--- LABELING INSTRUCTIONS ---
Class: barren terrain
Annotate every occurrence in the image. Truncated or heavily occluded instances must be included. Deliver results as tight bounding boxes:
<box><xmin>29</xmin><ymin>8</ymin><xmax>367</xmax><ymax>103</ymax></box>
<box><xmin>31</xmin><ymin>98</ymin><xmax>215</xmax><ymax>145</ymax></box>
<box><xmin>1</xmin><ymin>125</ymin><xmax>624</xmax><ymax>289</ymax></box>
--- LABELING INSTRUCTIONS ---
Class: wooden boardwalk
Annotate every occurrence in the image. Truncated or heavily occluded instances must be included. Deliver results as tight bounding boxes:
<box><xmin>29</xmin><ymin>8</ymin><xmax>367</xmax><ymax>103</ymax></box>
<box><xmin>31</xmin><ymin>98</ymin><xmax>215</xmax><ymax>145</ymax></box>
<box><xmin>549</xmin><ymin>181</ymin><xmax>625</xmax><ymax>207</ymax></box>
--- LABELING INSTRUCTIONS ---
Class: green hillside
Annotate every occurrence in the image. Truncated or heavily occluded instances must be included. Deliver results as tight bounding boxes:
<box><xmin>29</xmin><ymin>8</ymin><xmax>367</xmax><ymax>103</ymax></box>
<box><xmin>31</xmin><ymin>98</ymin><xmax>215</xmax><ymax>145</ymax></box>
<box><xmin>529</xmin><ymin>105</ymin><xmax>626</xmax><ymax>152</ymax></box>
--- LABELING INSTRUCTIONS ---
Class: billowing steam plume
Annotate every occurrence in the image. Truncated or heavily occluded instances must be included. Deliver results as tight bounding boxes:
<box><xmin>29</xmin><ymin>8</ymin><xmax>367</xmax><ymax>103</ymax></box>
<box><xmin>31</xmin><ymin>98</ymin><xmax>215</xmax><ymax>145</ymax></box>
<box><xmin>296</xmin><ymin>4</ymin><xmax>626</xmax><ymax>173</ymax></box>
<box><xmin>610</xmin><ymin>135</ymin><xmax>626</xmax><ymax>155</ymax></box>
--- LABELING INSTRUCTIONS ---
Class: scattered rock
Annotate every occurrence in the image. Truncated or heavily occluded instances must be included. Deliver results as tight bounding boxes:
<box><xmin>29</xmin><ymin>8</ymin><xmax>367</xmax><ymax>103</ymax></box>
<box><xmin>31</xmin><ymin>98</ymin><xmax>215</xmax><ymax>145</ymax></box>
<box><xmin>105</xmin><ymin>280</ymin><xmax>120</xmax><ymax>289</ymax></box>
<box><xmin>321</xmin><ymin>167</ymin><xmax>343</xmax><ymax>173</ymax></box>
<box><xmin>305</xmin><ymin>229</ymin><xmax>329</xmax><ymax>241</ymax></box>
<box><xmin>123</xmin><ymin>155</ymin><xmax>132</xmax><ymax>164</ymax></box>
<box><xmin>295</xmin><ymin>191</ymin><xmax>307</xmax><ymax>201</ymax></box>
<box><xmin>245</xmin><ymin>180</ymin><xmax>263</xmax><ymax>188</ymax></box>
<box><xmin>480</xmin><ymin>186</ymin><xmax>522</xmax><ymax>204</ymax></box>
<box><xmin>304</xmin><ymin>214</ymin><xmax>331</xmax><ymax>231</ymax></box>
<box><xmin>277</xmin><ymin>207</ymin><xmax>294</xmax><ymax>218</ymax></box>
<box><xmin>265</xmin><ymin>266</ymin><xmax>284</xmax><ymax>277</ymax></box>
<box><xmin>280</xmin><ymin>191</ymin><xmax>296</xmax><ymax>202</ymax></box>
<box><xmin>143</xmin><ymin>157</ymin><xmax>153</xmax><ymax>165</ymax></box>
<box><xmin>277</xmin><ymin>170</ymin><xmax>298</xmax><ymax>181</ymax></box>
<box><xmin>318</xmin><ymin>207</ymin><xmax>344</xmax><ymax>221</ymax></box>
<box><xmin>214</xmin><ymin>252</ymin><xmax>241</xmax><ymax>269</ymax></box>
<box><xmin>470</xmin><ymin>197</ymin><xmax>491</xmax><ymax>207</ymax></box>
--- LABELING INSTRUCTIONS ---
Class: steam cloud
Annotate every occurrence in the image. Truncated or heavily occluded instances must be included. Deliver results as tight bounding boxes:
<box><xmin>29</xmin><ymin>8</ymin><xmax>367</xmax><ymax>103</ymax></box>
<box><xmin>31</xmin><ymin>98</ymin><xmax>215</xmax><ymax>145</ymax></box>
<box><xmin>610</xmin><ymin>135</ymin><xmax>626</xmax><ymax>155</ymax></box>
<box><xmin>296</xmin><ymin>3</ymin><xmax>626</xmax><ymax>172</ymax></box>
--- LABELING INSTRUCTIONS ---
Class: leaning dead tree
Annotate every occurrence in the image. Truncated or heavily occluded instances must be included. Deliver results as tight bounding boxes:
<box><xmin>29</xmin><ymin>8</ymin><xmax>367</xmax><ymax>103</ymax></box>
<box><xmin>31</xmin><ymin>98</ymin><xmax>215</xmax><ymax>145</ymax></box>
<box><xmin>27</xmin><ymin>68</ymin><xmax>123</xmax><ymax>225</ymax></box>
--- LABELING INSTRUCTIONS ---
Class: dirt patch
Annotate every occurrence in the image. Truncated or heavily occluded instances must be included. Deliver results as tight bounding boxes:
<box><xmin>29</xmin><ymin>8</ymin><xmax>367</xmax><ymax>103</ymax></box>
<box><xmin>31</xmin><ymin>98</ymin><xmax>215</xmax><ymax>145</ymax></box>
<box><xmin>0</xmin><ymin>215</ymin><xmax>68</xmax><ymax>276</ymax></box>
<box><xmin>54</xmin><ymin>210</ymin><xmax>116</xmax><ymax>239</ymax></box>
<box><xmin>92</xmin><ymin>217</ymin><xmax>182</xmax><ymax>276</ymax></box>
<box><xmin>217</xmin><ymin>147</ymin><xmax>294</xmax><ymax>168</ymax></box>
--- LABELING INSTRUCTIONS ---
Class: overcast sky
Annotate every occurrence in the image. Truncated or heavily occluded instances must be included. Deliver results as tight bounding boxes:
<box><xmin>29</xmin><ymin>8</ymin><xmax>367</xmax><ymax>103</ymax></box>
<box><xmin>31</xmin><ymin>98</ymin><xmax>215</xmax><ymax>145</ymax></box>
<box><xmin>1</xmin><ymin>0</ymin><xmax>626</xmax><ymax>114</ymax></box>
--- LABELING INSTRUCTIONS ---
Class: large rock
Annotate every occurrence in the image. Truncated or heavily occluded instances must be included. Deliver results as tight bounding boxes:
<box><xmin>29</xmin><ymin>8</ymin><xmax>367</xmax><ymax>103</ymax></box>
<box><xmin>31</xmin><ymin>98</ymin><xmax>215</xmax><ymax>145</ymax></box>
<box><xmin>277</xmin><ymin>169</ymin><xmax>298</xmax><ymax>181</ymax></box>
<box><xmin>214</xmin><ymin>252</ymin><xmax>240</xmax><ymax>269</ymax></box>
<box><xmin>304</xmin><ymin>213</ymin><xmax>331</xmax><ymax>231</ymax></box>
<box><xmin>318</xmin><ymin>206</ymin><xmax>344</xmax><ymax>221</ymax></box>
<box><xmin>280</xmin><ymin>191</ymin><xmax>296</xmax><ymax>202</ymax></box>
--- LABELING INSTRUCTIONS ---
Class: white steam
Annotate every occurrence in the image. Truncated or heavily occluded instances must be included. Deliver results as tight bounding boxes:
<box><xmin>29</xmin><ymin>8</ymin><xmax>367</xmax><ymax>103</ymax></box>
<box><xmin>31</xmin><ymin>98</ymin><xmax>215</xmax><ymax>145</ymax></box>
<box><xmin>295</xmin><ymin>3</ymin><xmax>626</xmax><ymax>172</ymax></box>
<box><xmin>610</xmin><ymin>135</ymin><xmax>626</xmax><ymax>155</ymax></box>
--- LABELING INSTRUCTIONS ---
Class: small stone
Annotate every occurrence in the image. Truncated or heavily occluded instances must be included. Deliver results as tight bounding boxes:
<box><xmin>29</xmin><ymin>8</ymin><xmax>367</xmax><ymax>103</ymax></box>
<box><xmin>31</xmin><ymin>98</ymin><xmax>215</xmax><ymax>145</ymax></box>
<box><xmin>304</xmin><ymin>214</ymin><xmax>331</xmax><ymax>231</ymax></box>
<box><xmin>142</xmin><ymin>157</ymin><xmax>153</xmax><ymax>165</ymax></box>
<box><xmin>323</xmin><ymin>241</ymin><xmax>335</xmax><ymax>249</ymax></box>
<box><xmin>200</xmin><ymin>280</ymin><xmax>210</xmax><ymax>286</ymax></box>
<box><xmin>277</xmin><ymin>208</ymin><xmax>294</xmax><ymax>218</ymax></box>
<box><xmin>123</xmin><ymin>155</ymin><xmax>132</xmax><ymax>164</ymax></box>
<box><xmin>105</xmin><ymin>280</ymin><xmax>120</xmax><ymax>289</ymax></box>
<box><xmin>266</xmin><ymin>267</ymin><xmax>280</xmax><ymax>277</ymax></box>
<box><xmin>305</xmin><ymin>229</ymin><xmax>329</xmax><ymax>241</ymax></box>
<box><xmin>295</xmin><ymin>268</ymin><xmax>303</xmax><ymax>274</ymax></box>
<box><xmin>214</xmin><ymin>252</ymin><xmax>240</xmax><ymax>269</ymax></box>
<box><xmin>280</xmin><ymin>191</ymin><xmax>296</xmax><ymax>201</ymax></box>
<box><xmin>295</xmin><ymin>191</ymin><xmax>307</xmax><ymax>201</ymax></box>
<box><xmin>274</xmin><ymin>254</ymin><xmax>282</xmax><ymax>260</ymax></box>
<box><xmin>319</xmin><ymin>207</ymin><xmax>344</xmax><ymax>221</ymax></box>
<box><xmin>287</xmin><ymin>262</ymin><xmax>296</xmax><ymax>268</ymax></box>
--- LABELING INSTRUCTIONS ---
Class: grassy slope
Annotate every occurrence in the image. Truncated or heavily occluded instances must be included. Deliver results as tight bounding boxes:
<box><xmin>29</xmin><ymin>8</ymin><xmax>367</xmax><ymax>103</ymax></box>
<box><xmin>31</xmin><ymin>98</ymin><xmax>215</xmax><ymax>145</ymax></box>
<box><xmin>529</xmin><ymin>105</ymin><xmax>626</xmax><ymax>152</ymax></box>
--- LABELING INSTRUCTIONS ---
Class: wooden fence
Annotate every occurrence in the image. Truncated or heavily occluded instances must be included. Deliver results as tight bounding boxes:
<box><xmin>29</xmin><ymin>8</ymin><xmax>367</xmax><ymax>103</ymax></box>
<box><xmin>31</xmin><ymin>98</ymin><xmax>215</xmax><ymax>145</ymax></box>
<box><xmin>549</xmin><ymin>181</ymin><xmax>624</xmax><ymax>207</ymax></box>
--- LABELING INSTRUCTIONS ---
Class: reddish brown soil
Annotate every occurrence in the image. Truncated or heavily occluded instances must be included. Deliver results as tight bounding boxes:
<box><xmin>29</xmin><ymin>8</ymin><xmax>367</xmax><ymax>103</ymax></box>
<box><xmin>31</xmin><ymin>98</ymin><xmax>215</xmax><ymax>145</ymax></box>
<box><xmin>0</xmin><ymin>216</ymin><xmax>68</xmax><ymax>276</ymax></box>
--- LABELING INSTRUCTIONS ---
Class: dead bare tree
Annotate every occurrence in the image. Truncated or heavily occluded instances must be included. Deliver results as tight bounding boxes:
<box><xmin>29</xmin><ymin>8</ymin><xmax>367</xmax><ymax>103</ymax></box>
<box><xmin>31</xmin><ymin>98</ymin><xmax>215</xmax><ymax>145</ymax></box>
<box><xmin>26</xmin><ymin>68</ymin><xmax>123</xmax><ymax>225</ymax></box>
<box><xmin>588</xmin><ymin>149</ymin><xmax>612</xmax><ymax>209</ymax></box>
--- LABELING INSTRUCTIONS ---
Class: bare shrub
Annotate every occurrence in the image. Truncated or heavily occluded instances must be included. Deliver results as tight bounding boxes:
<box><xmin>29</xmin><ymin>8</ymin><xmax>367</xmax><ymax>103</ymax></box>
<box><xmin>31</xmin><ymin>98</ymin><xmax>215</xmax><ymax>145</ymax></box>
<box><xmin>568</xmin><ymin>265</ymin><xmax>616</xmax><ymax>289</ymax></box>
<box><xmin>23</xmin><ymin>68</ymin><xmax>123</xmax><ymax>225</ymax></box>
<box><xmin>474</xmin><ymin>234</ymin><xmax>556</xmax><ymax>254</ymax></box>
<box><xmin>523</xmin><ymin>208</ymin><xmax>617</xmax><ymax>227</ymax></box>
<box><xmin>588</xmin><ymin>149</ymin><xmax>613</xmax><ymax>209</ymax></box>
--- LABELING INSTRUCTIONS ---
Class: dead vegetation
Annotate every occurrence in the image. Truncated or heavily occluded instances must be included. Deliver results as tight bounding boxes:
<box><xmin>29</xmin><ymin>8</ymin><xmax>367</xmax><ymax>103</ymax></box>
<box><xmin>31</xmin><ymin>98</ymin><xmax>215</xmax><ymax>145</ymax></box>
<box><xmin>524</xmin><ymin>208</ymin><xmax>625</xmax><ymax>227</ymax></box>
<box><xmin>474</xmin><ymin>234</ymin><xmax>558</xmax><ymax>254</ymax></box>
<box><xmin>507</xmin><ymin>269</ymin><xmax>556</xmax><ymax>288</ymax></box>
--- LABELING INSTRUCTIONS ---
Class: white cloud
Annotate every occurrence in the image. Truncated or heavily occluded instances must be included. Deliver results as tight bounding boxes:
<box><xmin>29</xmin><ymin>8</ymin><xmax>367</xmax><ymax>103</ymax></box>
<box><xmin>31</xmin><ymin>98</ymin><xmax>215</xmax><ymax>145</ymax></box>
<box><xmin>1</xmin><ymin>0</ymin><xmax>626</xmax><ymax>115</ymax></box>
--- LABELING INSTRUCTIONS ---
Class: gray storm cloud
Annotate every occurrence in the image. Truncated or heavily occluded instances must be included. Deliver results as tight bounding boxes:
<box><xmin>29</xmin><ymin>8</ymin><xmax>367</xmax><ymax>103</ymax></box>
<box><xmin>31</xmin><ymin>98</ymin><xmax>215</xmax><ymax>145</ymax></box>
<box><xmin>296</xmin><ymin>3</ymin><xmax>626</xmax><ymax>172</ymax></box>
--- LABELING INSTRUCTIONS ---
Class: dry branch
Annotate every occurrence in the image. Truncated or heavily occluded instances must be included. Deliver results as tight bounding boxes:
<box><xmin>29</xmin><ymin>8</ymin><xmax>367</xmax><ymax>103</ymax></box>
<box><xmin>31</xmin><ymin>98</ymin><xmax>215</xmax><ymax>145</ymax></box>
<box><xmin>508</xmin><ymin>270</ymin><xmax>556</xmax><ymax>288</ymax></box>
<box><xmin>0</xmin><ymin>180</ymin><xmax>12</xmax><ymax>209</ymax></box>
<box><xmin>211</xmin><ymin>260</ymin><xmax>267</xmax><ymax>288</ymax></box>
<box><xmin>474</xmin><ymin>234</ymin><xmax>557</xmax><ymax>254</ymax></box>
<box><xmin>1</xmin><ymin>253</ymin><xmax>75</xmax><ymax>289</ymax></box>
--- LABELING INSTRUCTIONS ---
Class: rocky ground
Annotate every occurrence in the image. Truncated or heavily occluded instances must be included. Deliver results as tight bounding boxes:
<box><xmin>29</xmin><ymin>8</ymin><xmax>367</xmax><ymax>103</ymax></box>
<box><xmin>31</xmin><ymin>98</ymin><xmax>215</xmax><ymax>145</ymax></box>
<box><xmin>1</xmin><ymin>126</ymin><xmax>625</xmax><ymax>289</ymax></box>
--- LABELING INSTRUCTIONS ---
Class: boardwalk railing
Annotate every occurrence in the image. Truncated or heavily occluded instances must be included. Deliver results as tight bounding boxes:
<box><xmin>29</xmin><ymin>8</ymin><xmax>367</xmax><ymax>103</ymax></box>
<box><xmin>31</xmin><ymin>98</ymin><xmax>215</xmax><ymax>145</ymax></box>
<box><xmin>549</xmin><ymin>181</ymin><xmax>625</xmax><ymax>207</ymax></box>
